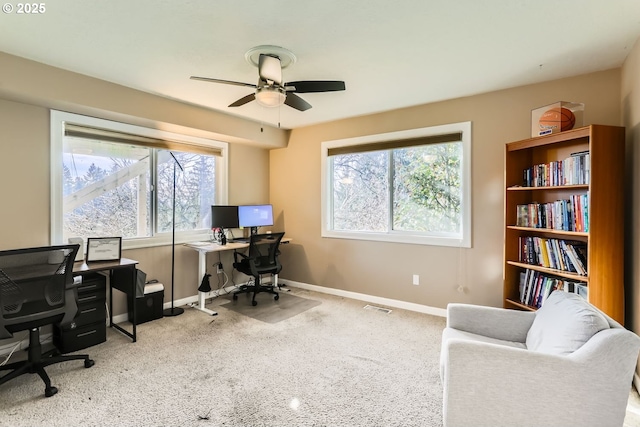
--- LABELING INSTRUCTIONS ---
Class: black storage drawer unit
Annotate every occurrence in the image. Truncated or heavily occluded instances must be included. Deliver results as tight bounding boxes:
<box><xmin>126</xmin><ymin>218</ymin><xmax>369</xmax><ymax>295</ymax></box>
<box><xmin>53</xmin><ymin>273</ymin><xmax>107</xmax><ymax>353</ymax></box>
<box><xmin>53</xmin><ymin>322</ymin><xmax>106</xmax><ymax>353</ymax></box>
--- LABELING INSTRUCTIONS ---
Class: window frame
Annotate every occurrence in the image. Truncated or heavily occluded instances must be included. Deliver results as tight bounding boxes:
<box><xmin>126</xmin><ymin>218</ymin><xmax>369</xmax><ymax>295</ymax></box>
<box><xmin>50</xmin><ymin>110</ymin><xmax>229</xmax><ymax>250</ymax></box>
<box><xmin>321</xmin><ymin>121</ymin><xmax>472</xmax><ymax>248</ymax></box>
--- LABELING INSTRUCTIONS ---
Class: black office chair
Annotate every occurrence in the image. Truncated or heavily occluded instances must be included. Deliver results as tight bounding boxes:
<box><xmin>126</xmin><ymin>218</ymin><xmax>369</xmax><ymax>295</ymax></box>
<box><xmin>0</xmin><ymin>244</ymin><xmax>95</xmax><ymax>397</ymax></box>
<box><xmin>232</xmin><ymin>232</ymin><xmax>285</xmax><ymax>306</ymax></box>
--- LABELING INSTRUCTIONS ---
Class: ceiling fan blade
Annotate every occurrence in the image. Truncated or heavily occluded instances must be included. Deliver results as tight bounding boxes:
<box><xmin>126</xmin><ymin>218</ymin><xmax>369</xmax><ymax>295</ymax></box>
<box><xmin>228</xmin><ymin>93</ymin><xmax>256</xmax><ymax>107</ymax></box>
<box><xmin>258</xmin><ymin>54</ymin><xmax>283</xmax><ymax>84</ymax></box>
<box><xmin>190</xmin><ymin>76</ymin><xmax>257</xmax><ymax>89</ymax></box>
<box><xmin>285</xmin><ymin>80</ymin><xmax>346</xmax><ymax>93</ymax></box>
<box><xmin>284</xmin><ymin>93</ymin><xmax>312</xmax><ymax>111</ymax></box>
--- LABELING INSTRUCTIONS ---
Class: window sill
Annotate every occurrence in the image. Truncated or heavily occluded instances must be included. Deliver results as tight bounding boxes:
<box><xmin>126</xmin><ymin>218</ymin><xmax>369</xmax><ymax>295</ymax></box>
<box><xmin>122</xmin><ymin>230</ymin><xmax>212</xmax><ymax>250</ymax></box>
<box><xmin>321</xmin><ymin>230</ymin><xmax>471</xmax><ymax>248</ymax></box>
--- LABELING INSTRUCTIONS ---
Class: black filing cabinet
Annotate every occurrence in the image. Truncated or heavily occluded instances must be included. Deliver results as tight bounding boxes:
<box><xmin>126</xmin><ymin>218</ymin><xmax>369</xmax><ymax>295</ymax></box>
<box><xmin>54</xmin><ymin>273</ymin><xmax>107</xmax><ymax>353</ymax></box>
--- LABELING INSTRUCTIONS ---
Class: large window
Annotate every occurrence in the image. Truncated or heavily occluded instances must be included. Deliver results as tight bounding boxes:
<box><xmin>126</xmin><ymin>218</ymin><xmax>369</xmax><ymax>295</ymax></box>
<box><xmin>321</xmin><ymin>122</ymin><xmax>471</xmax><ymax>247</ymax></box>
<box><xmin>51</xmin><ymin>111</ymin><xmax>228</xmax><ymax>249</ymax></box>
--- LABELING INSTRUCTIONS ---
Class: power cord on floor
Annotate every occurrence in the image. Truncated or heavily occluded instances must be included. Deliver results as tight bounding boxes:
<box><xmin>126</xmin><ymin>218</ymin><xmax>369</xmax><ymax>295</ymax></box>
<box><xmin>105</xmin><ymin>301</ymin><xmax>110</xmax><ymax>326</ymax></box>
<box><xmin>215</xmin><ymin>265</ymin><xmax>229</xmax><ymax>293</ymax></box>
<box><xmin>0</xmin><ymin>332</ymin><xmax>27</xmax><ymax>366</ymax></box>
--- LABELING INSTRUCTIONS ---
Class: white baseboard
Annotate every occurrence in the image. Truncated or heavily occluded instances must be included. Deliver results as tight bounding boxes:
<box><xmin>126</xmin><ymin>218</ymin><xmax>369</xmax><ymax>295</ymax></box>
<box><xmin>279</xmin><ymin>279</ymin><xmax>447</xmax><ymax>318</ymax></box>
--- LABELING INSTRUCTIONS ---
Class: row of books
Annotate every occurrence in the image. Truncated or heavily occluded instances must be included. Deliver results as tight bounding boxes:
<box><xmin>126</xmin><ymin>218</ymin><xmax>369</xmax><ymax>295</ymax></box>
<box><xmin>522</xmin><ymin>150</ymin><xmax>590</xmax><ymax>187</ymax></box>
<box><xmin>518</xmin><ymin>236</ymin><xmax>588</xmax><ymax>275</ymax></box>
<box><xmin>515</xmin><ymin>193</ymin><xmax>589</xmax><ymax>232</ymax></box>
<box><xmin>519</xmin><ymin>269</ymin><xmax>587</xmax><ymax>308</ymax></box>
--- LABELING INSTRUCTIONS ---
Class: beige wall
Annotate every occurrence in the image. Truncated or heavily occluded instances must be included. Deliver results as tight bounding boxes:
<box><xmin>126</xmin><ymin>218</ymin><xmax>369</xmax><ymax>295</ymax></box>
<box><xmin>622</xmin><ymin>39</ymin><xmax>640</xmax><ymax>334</ymax></box>
<box><xmin>0</xmin><ymin>99</ymin><xmax>51</xmax><ymax>247</ymax></box>
<box><xmin>272</xmin><ymin>69</ymin><xmax>622</xmax><ymax>310</ymax></box>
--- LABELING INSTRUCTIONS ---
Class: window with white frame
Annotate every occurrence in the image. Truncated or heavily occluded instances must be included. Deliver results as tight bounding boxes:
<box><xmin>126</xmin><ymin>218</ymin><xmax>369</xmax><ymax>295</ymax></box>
<box><xmin>321</xmin><ymin>122</ymin><xmax>471</xmax><ymax>247</ymax></box>
<box><xmin>51</xmin><ymin>111</ymin><xmax>228</xmax><ymax>249</ymax></box>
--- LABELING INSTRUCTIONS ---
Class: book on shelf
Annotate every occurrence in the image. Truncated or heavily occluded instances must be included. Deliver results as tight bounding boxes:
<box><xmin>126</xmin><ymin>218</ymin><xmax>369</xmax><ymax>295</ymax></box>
<box><xmin>514</xmin><ymin>193</ymin><xmax>589</xmax><ymax>232</ymax></box>
<box><xmin>522</xmin><ymin>151</ymin><xmax>590</xmax><ymax>187</ymax></box>
<box><xmin>517</xmin><ymin>236</ymin><xmax>588</xmax><ymax>275</ymax></box>
<box><xmin>551</xmin><ymin>239</ymin><xmax>565</xmax><ymax>271</ymax></box>
<box><xmin>564</xmin><ymin>241</ymin><xmax>587</xmax><ymax>275</ymax></box>
<box><xmin>519</xmin><ymin>268</ymin><xmax>587</xmax><ymax>308</ymax></box>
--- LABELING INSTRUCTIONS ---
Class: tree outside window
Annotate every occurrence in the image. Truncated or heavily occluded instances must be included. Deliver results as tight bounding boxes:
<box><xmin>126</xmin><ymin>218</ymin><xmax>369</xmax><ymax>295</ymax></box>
<box><xmin>62</xmin><ymin>140</ymin><xmax>216</xmax><ymax>242</ymax></box>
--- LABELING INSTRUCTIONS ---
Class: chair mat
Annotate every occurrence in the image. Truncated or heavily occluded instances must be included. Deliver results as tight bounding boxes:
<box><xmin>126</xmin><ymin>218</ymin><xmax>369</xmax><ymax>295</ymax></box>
<box><xmin>220</xmin><ymin>291</ymin><xmax>321</xmax><ymax>323</ymax></box>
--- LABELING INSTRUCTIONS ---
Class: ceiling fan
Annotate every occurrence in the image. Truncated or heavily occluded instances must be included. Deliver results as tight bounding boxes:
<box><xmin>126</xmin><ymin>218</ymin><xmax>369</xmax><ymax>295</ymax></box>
<box><xmin>190</xmin><ymin>45</ymin><xmax>345</xmax><ymax>112</ymax></box>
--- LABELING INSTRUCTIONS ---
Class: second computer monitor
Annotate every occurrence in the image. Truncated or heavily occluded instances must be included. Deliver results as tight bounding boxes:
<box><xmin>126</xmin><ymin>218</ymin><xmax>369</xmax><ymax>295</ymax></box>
<box><xmin>238</xmin><ymin>204</ymin><xmax>273</xmax><ymax>234</ymax></box>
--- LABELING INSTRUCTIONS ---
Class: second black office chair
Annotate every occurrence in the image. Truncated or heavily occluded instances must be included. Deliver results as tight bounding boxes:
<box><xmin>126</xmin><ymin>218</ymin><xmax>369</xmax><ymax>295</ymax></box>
<box><xmin>232</xmin><ymin>232</ymin><xmax>284</xmax><ymax>306</ymax></box>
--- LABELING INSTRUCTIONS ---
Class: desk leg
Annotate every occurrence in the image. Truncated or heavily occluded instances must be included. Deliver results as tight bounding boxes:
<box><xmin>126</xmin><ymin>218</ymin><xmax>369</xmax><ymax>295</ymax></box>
<box><xmin>109</xmin><ymin>266</ymin><xmax>137</xmax><ymax>342</ymax></box>
<box><xmin>191</xmin><ymin>251</ymin><xmax>218</xmax><ymax>316</ymax></box>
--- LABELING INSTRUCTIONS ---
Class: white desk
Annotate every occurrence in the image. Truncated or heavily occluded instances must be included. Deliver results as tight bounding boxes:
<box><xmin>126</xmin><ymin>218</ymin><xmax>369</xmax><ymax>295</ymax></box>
<box><xmin>184</xmin><ymin>239</ymin><xmax>290</xmax><ymax>315</ymax></box>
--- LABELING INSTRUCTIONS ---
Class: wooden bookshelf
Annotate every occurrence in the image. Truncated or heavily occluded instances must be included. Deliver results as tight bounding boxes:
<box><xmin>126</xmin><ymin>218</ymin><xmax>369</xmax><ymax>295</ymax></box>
<box><xmin>503</xmin><ymin>125</ymin><xmax>625</xmax><ymax>324</ymax></box>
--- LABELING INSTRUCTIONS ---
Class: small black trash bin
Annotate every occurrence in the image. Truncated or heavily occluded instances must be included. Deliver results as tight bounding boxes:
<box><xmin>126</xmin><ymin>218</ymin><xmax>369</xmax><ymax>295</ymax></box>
<box><xmin>128</xmin><ymin>282</ymin><xmax>164</xmax><ymax>325</ymax></box>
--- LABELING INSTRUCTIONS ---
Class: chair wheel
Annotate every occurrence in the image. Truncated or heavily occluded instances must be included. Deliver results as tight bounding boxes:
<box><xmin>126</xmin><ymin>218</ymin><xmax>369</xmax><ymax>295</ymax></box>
<box><xmin>233</xmin><ymin>294</ymin><xmax>238</xmax><ymax>301</ymax></box>
<box><xmin>85</xmin><ymin>359</ymin><xmax>95</xmax><ymax>368</ymax></box>
<box><xmin>252</xmin><ymin>300</ymin><xmax>258</xmax><ymax>306</ymax></box>
<box><xmin>274</xmin><ymin>294</ymin><xmax>279</xmax><ymax>301</ymax></box>
<box><xmin>45</xmin><ymin>386</ymin><xmax>58</xmax><ymax>397</ymax></box>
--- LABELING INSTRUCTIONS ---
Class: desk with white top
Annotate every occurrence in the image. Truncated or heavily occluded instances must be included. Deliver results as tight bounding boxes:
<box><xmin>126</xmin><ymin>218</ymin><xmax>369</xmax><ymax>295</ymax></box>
<box><xmin>184</xmin><ymin>238</ymin><xmax>290</xmax><ymax>316</ymax></box>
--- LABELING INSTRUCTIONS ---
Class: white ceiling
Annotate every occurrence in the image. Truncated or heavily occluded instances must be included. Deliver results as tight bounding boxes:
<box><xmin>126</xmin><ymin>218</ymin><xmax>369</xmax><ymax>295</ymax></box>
<box><xmin>1</xmin><ymin>0</ymin><xmax>640</xmax><ymax>130</ymax></box>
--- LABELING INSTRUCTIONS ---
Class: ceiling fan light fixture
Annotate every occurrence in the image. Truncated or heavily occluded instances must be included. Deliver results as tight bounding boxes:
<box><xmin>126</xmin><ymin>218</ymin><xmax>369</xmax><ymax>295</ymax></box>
<box><xmin>255</xmin><ymin>86</ymin><xmax>286</xmax><ymax>107</ymax></box>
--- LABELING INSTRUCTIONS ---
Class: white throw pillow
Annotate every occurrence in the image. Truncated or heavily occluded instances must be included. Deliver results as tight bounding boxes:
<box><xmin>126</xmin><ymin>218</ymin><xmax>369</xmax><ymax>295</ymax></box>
<box><xmin>526</xmin><ymin>291</ymin><xmax>610</xmax><ymax>355</ymax></box>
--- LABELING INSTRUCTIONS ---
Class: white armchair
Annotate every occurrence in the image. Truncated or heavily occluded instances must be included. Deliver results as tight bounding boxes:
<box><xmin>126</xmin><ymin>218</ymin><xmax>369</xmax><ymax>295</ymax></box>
<box><xmin>440</xmin><ymin>291</ymin><xmax>640</xmax><ymax>427</ymax></box>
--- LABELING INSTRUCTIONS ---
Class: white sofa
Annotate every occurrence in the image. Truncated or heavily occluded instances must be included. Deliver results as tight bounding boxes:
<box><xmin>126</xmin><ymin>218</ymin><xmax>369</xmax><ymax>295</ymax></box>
<box><xmin>440</xmin><ymin>291</ymin><xmax>640</xmax><ymax>427</ymax></box>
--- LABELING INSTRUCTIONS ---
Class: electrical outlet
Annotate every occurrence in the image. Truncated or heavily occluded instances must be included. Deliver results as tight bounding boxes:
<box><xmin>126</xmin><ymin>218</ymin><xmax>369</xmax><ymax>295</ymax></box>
<box><xmin>412</xmin><ymin>274</ymin><xmax>420</xmax><ymax>286</ymax></box>
<box><xmin>216</xmin><ymin>263</ymin><xmax>223</xmax><ymax>274</ymax></box>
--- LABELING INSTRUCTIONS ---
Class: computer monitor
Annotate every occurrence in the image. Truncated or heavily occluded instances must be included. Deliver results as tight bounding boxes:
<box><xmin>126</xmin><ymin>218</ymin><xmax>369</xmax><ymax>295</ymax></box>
<box><xmin>210</xmin><ymin>205</ymin><xmax>239</xmax><ymax>230</ymax></box>
<box><xmin>238</xmin><ymin>204</ymin><xmax>273</xmax><ymax>235</ymax></box>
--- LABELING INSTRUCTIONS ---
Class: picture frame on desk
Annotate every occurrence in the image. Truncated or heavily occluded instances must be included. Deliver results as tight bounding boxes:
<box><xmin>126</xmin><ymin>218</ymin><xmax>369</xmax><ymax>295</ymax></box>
<box><xmin>86</xmin><ymin>237</ymin><xmax>122</xmax><ymax>262</ymax></box>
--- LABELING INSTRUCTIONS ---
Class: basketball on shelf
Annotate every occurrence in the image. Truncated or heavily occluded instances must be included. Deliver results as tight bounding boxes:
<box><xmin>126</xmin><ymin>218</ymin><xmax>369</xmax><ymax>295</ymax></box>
<box><xmin>538</xmin><ymin>107</ymin><xmax>576</xmax><ymax>132</ymax></box>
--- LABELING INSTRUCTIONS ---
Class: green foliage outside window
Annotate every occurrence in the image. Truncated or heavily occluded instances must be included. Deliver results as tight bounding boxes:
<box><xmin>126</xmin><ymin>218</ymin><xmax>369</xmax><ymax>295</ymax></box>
<box><xmin>331</xmin><ymin>142</ymin><xmax>461</xmax><ymax>234</ymax></box>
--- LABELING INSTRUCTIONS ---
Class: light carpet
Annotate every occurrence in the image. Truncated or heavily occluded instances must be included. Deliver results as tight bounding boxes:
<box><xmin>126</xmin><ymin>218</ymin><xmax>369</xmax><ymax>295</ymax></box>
<box><xmin>0</xmin><ymin>288</ymin><xmax>445</xmax><ymax>427</ymax></box>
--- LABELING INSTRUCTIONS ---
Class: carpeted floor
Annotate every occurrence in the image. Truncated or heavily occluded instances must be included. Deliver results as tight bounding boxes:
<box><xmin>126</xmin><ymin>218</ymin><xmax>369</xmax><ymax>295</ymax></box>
<box><xmin>0</xmin><ymin>288</ymin><xmax>446</xmax><ymax>426</ymax></box>
<box><xmin>3</xmin><ymin>287</ymin><xmax>638</xmax><ymax>427</ymax></box>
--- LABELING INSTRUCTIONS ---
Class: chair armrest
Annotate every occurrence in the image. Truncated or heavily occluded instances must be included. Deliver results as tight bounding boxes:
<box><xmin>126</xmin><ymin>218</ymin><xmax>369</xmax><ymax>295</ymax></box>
<box><xmin>442</xmin><ymin>339</ymin><xmax>613</xmax><ymax>427</ymax></box>
<box><xmin>570</xmin><ymin>327</ymin><xmax>640</xmax><ymax>383</ymax></box>
<box><xmin>446</xmin><ymin>303</ymin><xmax>535</xmax><ymax>343</ymax></box>
<box><xmin>233</xmin><ymin>251</ymin><xmax>248</xmax><ymax>263</ymax></box>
